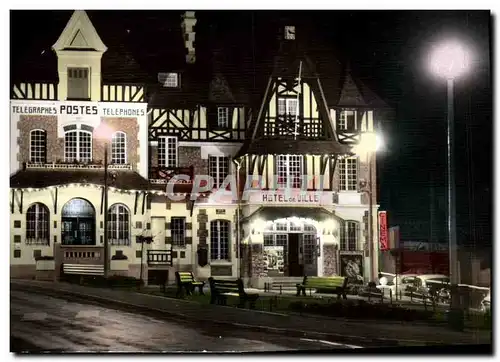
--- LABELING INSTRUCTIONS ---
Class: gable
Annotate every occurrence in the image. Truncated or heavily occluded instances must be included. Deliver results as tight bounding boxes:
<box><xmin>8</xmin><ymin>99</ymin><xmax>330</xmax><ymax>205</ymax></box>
<box><xmin>52</xmin><ymin>10</ymin><xmax>107</xmax><ymax>52</ymax></box>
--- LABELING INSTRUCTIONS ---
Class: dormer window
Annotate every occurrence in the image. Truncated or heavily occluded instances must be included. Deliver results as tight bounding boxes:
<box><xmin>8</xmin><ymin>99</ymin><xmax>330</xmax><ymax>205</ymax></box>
<box><xmin>67</xmin><ymin>67</ymin><xmax>89</xmax><ymax>100</ymax></box>
<box><xmin>338</xmin><ymin>110</ymin><xmax>356</xmax><ymax>131</ymax></box>
<box><xmin>217</xmin><ymin>107</ymin><xmax>229</xmax><ymax>128</ymax></box>
<box><xmin>158</xmin><ymin>72</ymin><xmax>180</xmax><ymax>88</ymax></box>
<box><xmin>285</xmin><ymin>26</ymin><xmax>295</xmax><ymax>40</ymax></box>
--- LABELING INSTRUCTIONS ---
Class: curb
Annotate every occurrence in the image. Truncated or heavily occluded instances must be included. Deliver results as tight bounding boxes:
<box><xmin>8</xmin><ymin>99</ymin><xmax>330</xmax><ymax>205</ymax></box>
<box><xmin>10</xmin><ymin>282</ymin><xmax>453</xmax><ymax>347</ymax></box>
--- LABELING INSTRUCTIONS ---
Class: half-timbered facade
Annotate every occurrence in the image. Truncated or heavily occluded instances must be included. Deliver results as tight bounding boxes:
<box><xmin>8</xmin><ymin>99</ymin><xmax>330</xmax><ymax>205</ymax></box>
<box><xmin>10</xmin><ymin>10</ymin><xmax>387</xmax><ymax>285</ymax></box>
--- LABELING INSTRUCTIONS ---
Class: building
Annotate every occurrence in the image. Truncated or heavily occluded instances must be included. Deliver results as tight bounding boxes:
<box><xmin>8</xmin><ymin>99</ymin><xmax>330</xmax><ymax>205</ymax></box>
<box><xmin>10</xmin><ymin>10</ymin><xmax>387</xmax><ymax>285</ymax></box>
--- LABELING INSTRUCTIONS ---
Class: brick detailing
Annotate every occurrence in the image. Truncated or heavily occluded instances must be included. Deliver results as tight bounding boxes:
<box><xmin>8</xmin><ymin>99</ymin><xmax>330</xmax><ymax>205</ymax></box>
<box><xmin>323</xmin><ymin>244</ymin><xmax>338</xmax><ymax>276</ymax></box>
<box><xmin>179</xmin><ymin>146</ymin><xmax>207</xmax><ymax>175</ymax></box>
<box><xmin>17</xmin><ymin>116</ymin><xmax>140</xmax><ymax>171</ymax></box>
<box><xmin>18</xmin><ymin>116</ymin><xmax>58</xmax><ymax>166</ymax></box>
<box><xmin>93</xmin><ymin>118</ymin><xmax>140</xmax><ymax>171</ymax></box>
<box><xmin>150</xmin><ymin>145</ymin><xmax>158</xmax><ymax>168</ymax></box>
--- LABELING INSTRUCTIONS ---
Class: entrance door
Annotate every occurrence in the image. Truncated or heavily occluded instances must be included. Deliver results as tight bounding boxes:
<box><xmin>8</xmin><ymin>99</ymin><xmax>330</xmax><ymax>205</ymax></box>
<box><xmin>61</xmin><ymin>198</ymin><xmax>96</xmax><ymax>245</ymax></box>
<box><xmin>287</xmin><ymin>233</ymin><xmax>303</xmax><ymax>277</ymax></box>
<box><xmin>302</xmin><ymin>234</ymin><xmax>318</xmax><ymax>276</ymax></box>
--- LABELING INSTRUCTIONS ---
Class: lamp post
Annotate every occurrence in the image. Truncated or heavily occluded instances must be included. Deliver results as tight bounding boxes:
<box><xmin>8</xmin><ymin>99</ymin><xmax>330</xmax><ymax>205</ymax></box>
<box><xmin>233</xmin><ymin>158</ymin><xmax>243</xmax><ymax>279</ymax></box>
<box><xmin>429</xmin><ymin>40</ymin><xmax>469</xmax><ymax>329</ymax></box>
<box><xmin>96</xmin><ymin>124</ymin><xmax>114</xmax><ymax>278</ymax></box>
<box><xmin>353</xmin><ymin>131</ymin><xmax>383</xmax><ymax>282</ymax></box>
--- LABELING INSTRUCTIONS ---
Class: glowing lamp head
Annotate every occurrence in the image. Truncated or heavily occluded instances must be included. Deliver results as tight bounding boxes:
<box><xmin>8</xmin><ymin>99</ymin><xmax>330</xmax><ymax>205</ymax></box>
<box><xmin>95</xmin><ymin>123</ymin><xmax>114</xmax><ymax>141</ymax></box>
<box><xmin>352</xmin><ymin>131</ymin><xmax>384</xmax><ymax>156</ymax></box>
<box><xmin>429</xmin><ymin>41</ymin><xmax>469</xmax><ymax>80</ymax></box>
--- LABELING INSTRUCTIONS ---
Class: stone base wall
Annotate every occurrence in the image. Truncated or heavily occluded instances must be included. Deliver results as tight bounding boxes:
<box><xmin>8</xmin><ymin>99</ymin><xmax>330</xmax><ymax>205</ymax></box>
<box><xmin>11</xmin><ymin>264</ymin><xmax>36</xmax><ymax>279</ymax></box>
<box><xmin>323</xmin><ymin>245</ymin><xmax>338</xmax><ymax>276</ymax></box>
<box><xmin>36</xmin><ymin>270</ymin><xmax>56</xmax><ymax>281</ymax></box>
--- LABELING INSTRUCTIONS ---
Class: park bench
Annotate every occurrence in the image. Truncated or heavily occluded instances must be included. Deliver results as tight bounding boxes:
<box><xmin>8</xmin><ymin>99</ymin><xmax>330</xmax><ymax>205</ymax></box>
<box><xmin>296</xmin><ymin>276</ymin><xmax>348</xmax><ymax>299</ymax></box>
<box><xmin>208</xmin><ymin>277</ymin><xmax>259</xmax><ymax>309</ymax></box>
<box><xmin>175</xmin><ymin>271</ymin><xmax>205</xmax><ymax>298</ymax></box>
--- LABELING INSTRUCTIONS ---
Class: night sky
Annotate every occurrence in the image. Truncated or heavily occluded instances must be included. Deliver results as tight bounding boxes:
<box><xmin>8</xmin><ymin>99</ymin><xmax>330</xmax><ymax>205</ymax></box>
<box><xmin>10</xmin><ymin>10</ymin><xmax>492</xmax><ymax>247</ymax></box>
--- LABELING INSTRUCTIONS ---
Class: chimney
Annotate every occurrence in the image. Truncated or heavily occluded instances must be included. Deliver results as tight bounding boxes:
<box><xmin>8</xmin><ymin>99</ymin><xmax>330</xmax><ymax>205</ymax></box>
<box><xmin>181</xmin><ymin>11</ymin><xmax>197</xmax><ymax>64</ymax></box>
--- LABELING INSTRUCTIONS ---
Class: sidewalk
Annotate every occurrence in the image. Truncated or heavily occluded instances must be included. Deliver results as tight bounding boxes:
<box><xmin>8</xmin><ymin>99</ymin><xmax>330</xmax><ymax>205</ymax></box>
<box><xmin>10</xmin><ymin>279</ymin><xmax>491</xmax><ymax>347</ymax></box>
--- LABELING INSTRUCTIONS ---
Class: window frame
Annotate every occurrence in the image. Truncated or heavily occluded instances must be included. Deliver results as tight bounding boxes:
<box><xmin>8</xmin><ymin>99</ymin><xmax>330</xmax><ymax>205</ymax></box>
<box><xmin>340</xmin><ymin>220</ymin><xmax>359</xmax><ymax>251</ymax></box>
<box><xmin>338</xmin><ymin>110</ymin><xmax>356</xmax><ymax>131</ymax></box>
<box><xmin>217</xmin><ymin>107</ymin><xmax>230</xmax><ymax>128</ymax></box>
<box><xmin>29</xmin><ymin>129</ymin><xmax>47</xmax><ymax>164</ymax></box>
<box><xmin>278</xmin><ymin>97</ymin><xmax>299</xmax><ymax>117</ymax></box>
<box><xmin>67</xmin><ymin>67</ymin><xmax>90</xmax><ymax>100</ymax></box>
<box><xmin>276</xmin><ymin>154</ymin><xmax>303</xmax><ymax>188</ymax></box>
<box><xmin>209</xmin><ymin>155</ymin><xmax>230</xmax><ymax>188</ymax></box>
<box><xmin>26</xmin><ymin>203</ymin><xmax>50</xmax><ymax>245</ymax></box>
<box><xmin>210</xmin><ymin>220</ymin><xmax>230</xmax><ymax>261</ymax></box>
<box><xmin>164</xmin><ymin>73</ymin><xmax>180</xmax><ymax>88</ymax></box>
<box><xmin>338</xmin><ymin>157</ymin><xmax>358</xmax><ymax>191</ymax></box>
<box><xmin>64</xmin><ymin>129</ymin><xmax>93</xmax><ymax>163</ymax></box>
<box><xmin>107</xmin><ymin>203</ymin><xmax>130</xmax><ymax>246</ymax></box>
<box><xmin>111</xmin><ymin>131</ymin><xmax>127</xmax><ymax>165</ymax></box>
<box><xmin>171</xmin><ymin>217</ymin><xmax>186</xmax><ymax>247</ymax></box>
<box><xmin>158</xmin><ymin>136</ymin><xmax>178</xmax><ymax>168</ymax></box>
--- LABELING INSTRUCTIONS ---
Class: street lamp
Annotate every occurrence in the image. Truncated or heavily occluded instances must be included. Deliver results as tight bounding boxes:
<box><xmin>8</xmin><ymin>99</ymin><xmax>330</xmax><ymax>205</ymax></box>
<box><xmin>95</xmin><ymin>123</ymin><xmax>114</xmax><ymax>279</ymax></box>
<box><xmin>429</xmin><ymin>40</ymin><xmax>470</xmax><ymax>330</ymax></box>
<box><xmin>429</xmin><ymin>40</ymin><xmax>470</xmax><ymax>285</ymax></box>
<box><xmin>352</xmin><ymin>131</ymin><xmax>384</xmax><ymax>282</ymax></box>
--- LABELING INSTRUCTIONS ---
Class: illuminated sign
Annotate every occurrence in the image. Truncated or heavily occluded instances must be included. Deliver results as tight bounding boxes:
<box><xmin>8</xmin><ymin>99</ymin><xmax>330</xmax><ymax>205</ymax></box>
<box><xmin>10</xmin><ymin>101</ymin><xmax>147</xmax><ymax>118</ymax></box>
<box><xmin>379</xmin><ymin>211</ymin><xmax>388</xmax><ymax>251</ymax></box>
<box><xmin>249</xmin><ymin>190</ymin><xmax>335</xmax><ymax>205</ymax></box>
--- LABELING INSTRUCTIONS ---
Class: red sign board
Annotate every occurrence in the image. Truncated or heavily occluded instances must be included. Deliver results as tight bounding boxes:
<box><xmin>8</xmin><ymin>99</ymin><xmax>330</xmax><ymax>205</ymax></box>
<box><xmin>378</xmin><ymin>211</ymin><xmax>388</xmax><ymax>251</ymax></box>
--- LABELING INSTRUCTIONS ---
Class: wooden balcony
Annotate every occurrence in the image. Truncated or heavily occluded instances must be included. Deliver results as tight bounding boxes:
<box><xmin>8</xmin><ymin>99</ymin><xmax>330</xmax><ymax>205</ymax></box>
<box><xmin>24</xmin><ymin>162</ymin><xmax>132</xmax><ymax>171</ymax></box>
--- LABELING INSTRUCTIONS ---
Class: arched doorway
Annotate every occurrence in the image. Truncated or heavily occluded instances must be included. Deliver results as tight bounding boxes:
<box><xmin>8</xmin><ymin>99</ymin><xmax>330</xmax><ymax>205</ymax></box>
<box><xmin>262</xmin><ymin>217</ymin><xmax>320</xmax><ymax>277</ymax></box>
<box><xmin>61</xmin><ymin>198</ymin><xmax>96</xmax><ymax>245</ymax></box>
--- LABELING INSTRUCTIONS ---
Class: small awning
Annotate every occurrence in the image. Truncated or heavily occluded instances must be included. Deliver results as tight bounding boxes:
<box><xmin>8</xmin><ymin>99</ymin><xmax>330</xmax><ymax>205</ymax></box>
<box><xmin>10</xmin><ymin>169</ymin><xmax>150</xmax><ymax>191</ymax></box>
<box><xmin>241</xmin><ymin>206</ymin><xmax>341</xmax><ymax>224</ymax></box>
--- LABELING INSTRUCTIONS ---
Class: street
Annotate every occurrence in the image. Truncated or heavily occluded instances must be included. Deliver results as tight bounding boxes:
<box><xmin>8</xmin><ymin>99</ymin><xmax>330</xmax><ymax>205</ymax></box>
<box><xmin>10</xmin><ymin>289</ymin><xmax>363</xmax><ymax>353</ymax></box>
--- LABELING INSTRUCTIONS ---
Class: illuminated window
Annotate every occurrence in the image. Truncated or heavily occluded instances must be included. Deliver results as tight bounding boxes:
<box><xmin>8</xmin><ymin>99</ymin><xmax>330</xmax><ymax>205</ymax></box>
<box><xmin>158</xmin><ymin>136</ymin><xmax>178</xmax><ymax>168</ymax></box>
<box><xmin>278</xmin><ymin>98</ymin><xmax>298</xmax><ymax>116</ymax></box>
<box><xmin>209</xmin><ymin>156</ymin><xmax>230</xmax><ymax>188</ymax></box>
<box><xmin>338</xmin><ymin>157</ymin><xmax>358</xmax><ymax>191</ymax></box>
<box><xmin>64</xmin><ymin>130</ymin><xmax>92</xmax><ymax>162</ymax></box>
<box><xmin>338</xmin><ymin>110</ymin><xmax>356</xmax><ymax>131</ymax></box>
<box><xmin>111</xmin><ymin>131</ymin><xmax>127</xmax><ymax>164</ymax></box>
<box><xmin>26</xmin><ymin>203</ymin><xmax>50</xmax><ymax>245</ymax></box>
<box><xmin>276</xmin><ymin>154</ymin><xmax>303</xmax><ymax>188</ymax></box>
<box><xmin>210</xmin><ymin>220</ymin><xmax>230</xmax><ymax>261</ymax></box>
<box><xmin>30</xmin><ymin>130</ymin><xmax>47</xmax><ymax>163</ymax></box>
<box><xmin>158</xmin><ymin>72</ymin><xmax>180</xmax><ymax>88</ymax></box>
<box><xmin>107</xmin><ymin>204</ymin><xmax>130</xmax><ymax>246</ymax></box>
<box><xmin>284</xmin><ymin>25</ymin><xmax>295</xmax><ymax>40</ymax></box>
<box><xmin>217</xmin><ymin>107</ymin><xmax>229</xmax><ymax>128</ymax></box>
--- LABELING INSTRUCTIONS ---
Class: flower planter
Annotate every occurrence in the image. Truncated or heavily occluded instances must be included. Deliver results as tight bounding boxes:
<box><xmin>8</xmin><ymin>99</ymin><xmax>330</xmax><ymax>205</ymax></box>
<box><xmin>110</xmin><ymin>259</ymin><xmax>129</xmax><ymax>271</ymax></box>
<box><xmin>36</xmin><ymin>259</ymin><xmax>55</xmax><ymax>271</ymax></box>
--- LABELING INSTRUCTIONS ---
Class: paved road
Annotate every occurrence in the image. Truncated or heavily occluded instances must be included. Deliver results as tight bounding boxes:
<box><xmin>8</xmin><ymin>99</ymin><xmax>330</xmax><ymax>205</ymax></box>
<box><xmin>10</xmin><ymin>290</ymin><xmax>363</xmax><ymax>353</ymax></box>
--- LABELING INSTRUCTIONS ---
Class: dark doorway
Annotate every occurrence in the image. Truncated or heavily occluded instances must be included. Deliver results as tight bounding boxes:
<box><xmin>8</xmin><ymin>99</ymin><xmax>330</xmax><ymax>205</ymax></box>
<box><xmin>61</xmin><ymin>198</ymin><xmax>96</xmax><ymax>245</ymax></box>
<box><xmin>287</xmin><ymin>233</ymin><xmax>303</xmax><ymax>276</ymax></box>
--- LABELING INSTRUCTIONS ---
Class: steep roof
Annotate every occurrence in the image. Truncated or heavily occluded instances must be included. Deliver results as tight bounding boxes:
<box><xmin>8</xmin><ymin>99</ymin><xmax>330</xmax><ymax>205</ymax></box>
<box><xmin>10</xmin><ymin>10</ymin><xmax>388</xmax><ymax>111</ymax></box>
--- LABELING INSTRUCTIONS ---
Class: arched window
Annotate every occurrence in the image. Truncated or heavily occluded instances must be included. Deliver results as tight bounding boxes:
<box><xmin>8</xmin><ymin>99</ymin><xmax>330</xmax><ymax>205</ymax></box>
<box><xmin>210</xmin><ymin>220</ymin><xmax>230</xmax><ymax>260</ymax></box>
<box><xmin>111</xmin><ymin>131</ymin><xmax>127</xmax><ymax>164</ymax></box>
<box><xmin>26</xmin><ymin>203</ymin><xmax>50</xmax><ymax>245</ymax></box>
<box><xmin>107</xmin><ymin>204</ymin><xmax>130</xmax><ymax>245</ymax></box>
<box><xmin>64</xmin><ymin>130</ymin><xmax>92</xmax><ymax>162</ymax></box>
<box><xmin>30</xmin><ymin>130</ymin><xmax>47</xmax><ymax>163</ymax></box>
<box><xmin>340</xmin><ymin>221</ymin><xmax>359</xmax><ymax>251</ymax></box>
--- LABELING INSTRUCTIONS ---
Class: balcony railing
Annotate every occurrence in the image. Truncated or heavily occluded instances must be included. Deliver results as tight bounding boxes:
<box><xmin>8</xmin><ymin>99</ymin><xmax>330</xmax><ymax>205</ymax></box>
<box><xmin>57</xmin><ymin>245</ymin><xmax>104</xmax><ymax>264</ymax></box>
<box><xmin>147</xmin><ymin>249</ymin><xmax>173</xmax><ymax>266</ymax></box>
<box><xmin>149</xmin><ymin>166</ymin><xmax>194</xmax><ymax>184</ymax></box>
<box><xmin>25</xmin><ymin>162</ymin><xmax>132</xmax><ymax>171</ymax></box>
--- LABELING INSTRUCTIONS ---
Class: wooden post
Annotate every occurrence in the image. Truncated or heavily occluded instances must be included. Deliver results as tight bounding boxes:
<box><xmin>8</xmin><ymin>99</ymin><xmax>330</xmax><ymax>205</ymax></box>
<box><xmin>390</xmin><ymin>289</ymin><xmax>393</xmax><ymax>305</ymax></box>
